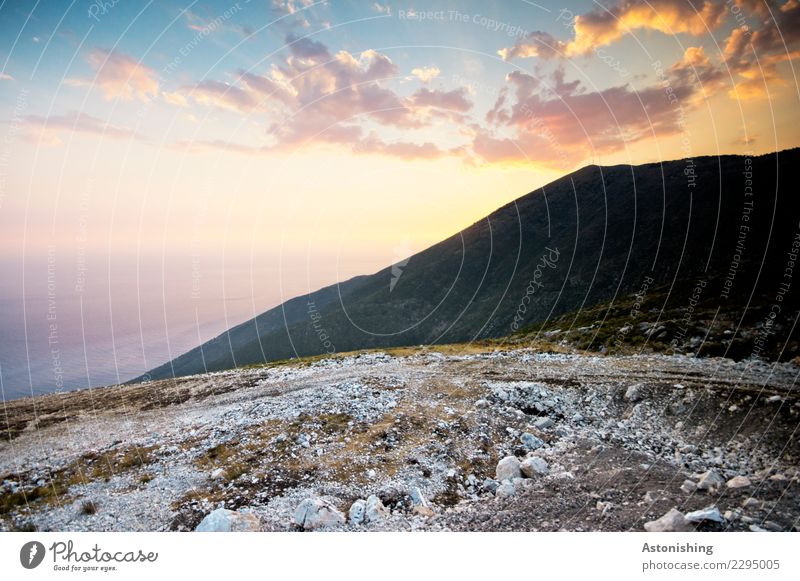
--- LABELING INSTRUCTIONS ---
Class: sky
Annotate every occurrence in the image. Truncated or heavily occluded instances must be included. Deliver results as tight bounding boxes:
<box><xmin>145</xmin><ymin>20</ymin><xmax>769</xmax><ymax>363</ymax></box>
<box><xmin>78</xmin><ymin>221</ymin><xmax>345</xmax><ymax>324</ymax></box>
<box><xmin>0</xmin><ymin>0</ymin><xmax>798</xmax><ymax>395</ymax></box>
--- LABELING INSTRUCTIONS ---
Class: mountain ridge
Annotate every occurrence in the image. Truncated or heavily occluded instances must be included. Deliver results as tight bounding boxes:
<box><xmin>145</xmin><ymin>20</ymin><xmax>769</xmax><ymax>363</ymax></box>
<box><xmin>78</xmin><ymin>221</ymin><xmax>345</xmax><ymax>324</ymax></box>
<box><xmin>141</xmin><ymin>148</ymin><xmax>800</xmax><ymax>382</ymax></box>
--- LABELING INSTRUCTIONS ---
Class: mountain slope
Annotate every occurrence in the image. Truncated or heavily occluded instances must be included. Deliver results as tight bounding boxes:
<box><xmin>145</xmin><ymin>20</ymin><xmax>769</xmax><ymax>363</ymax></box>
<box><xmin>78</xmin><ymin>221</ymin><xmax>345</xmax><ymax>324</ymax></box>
<box><xmin>143</xmin><ymin>148</ymin><xmax>800</xmax><ymax>381</ymax></box>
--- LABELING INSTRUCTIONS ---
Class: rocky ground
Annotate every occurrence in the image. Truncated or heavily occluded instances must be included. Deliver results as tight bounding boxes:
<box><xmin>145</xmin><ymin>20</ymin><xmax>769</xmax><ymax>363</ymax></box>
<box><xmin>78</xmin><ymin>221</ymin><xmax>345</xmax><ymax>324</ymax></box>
<box><xmin>1</xmin><ymin>347</ymin><xmax>798</xmax><ymax>532</ymax></box>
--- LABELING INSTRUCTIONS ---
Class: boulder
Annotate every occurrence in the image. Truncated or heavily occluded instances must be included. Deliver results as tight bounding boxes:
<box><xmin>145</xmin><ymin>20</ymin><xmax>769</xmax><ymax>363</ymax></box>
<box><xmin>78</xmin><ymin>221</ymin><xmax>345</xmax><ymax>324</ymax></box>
<box><xmin>625</xmin><ymin>384</ymin><xmax>643</xmax><ymax>402</ymax></box>
<box><xmin>495</xmin><ymin>481</ymin><xmax>516</xmax><ymax>499</ymax></box>
<box><xmin>520</xmin><ymin>456</ymin><xmax>549</xmax><ymax>478</ymax></box>
<box><xmin>496</xmin><ymin>456</ymin><xmax>522</xmax><ymax>481</ymax></box>
<box><xmin>644</xmin><ymin>508</ymin><xmax>694</xmax><ymax>532</ymax></box>
<box><xmin>348</xmin><ymin>499</ymin><xmax>366</xmax><ymax>525</ymax></box>
<box><xmin>685</xmin><ymin>505</ymin><xmax>724</xmax><ymax>523</ymax></box>
<box><xmin>482</xmin><ymin>478</ymin><xmax>500</xmax><ymax>495</ymax></box>
<box><xmin>294</xmin><ymin>498</ymin><xmax>346</xmax><ymax>530</ymax></box>
<box><xmin>520</xmin><ymin>433</ymin><xmax>544</xmax><ymax>451</ymax></box>
<box><xmin>726</xmin><ymin>475</ymin><xmax>752</xmax><ymax>489</ymax></box>
<box><xmin>195</xmin><ymin>508</ymin><xmax>260</xmax><ymax>532</ymax></box>
<box><xmin>365</xmin><ymin>495</ymin><xmax>389</xmax><ymax>523</ymax></box>
<box><xmin>696</xmin><ymin>470</ymin><xmax>724</xmax><ymax>491</ymax></box>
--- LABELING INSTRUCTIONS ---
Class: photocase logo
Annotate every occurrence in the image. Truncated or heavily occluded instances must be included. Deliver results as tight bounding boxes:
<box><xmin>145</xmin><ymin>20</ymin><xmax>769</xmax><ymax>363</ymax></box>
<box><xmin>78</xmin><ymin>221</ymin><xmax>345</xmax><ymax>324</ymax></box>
<box><xmin>20</xmin><ymin>541</ymin><xmax>46</xmax><ymax>569</ymax></box>
<box><xmin>390</xmin><ymin>239</ymin><xmax>412</xmax><ymax>293</ymax></box>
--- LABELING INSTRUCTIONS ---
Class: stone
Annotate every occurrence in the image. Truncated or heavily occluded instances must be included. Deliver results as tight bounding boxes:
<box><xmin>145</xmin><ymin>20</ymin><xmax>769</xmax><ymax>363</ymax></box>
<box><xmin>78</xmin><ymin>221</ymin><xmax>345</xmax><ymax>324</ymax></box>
<box><xmin>348</xmin><ymin>499</ymin><xmax>366</xmax><ymax>525</ymax></box>
<box><xmin>696</xmin><ymin>470</ymin><xmax>724</xmax><ymax>491</ymax></box>
<box><xmin>520</xmin><ymin>456</ymin><xmax>549</xmax><ymax>478</ymax></box>
<box><xmin>495</xmin><ymin>481</ymin><xmax>516</xmax><ymax>499</ymax></box>
<box><xmin>749</xmin><ymin>524</ymin><xmax>767</xmax><ymax>532</ymax></box>
<box><xmin>534</xmin><ymin>417</ymin><xmax>554</xmax><ymax>429</ymax></box>
<box><xmin>412</xmin><ymin>505</ymin><xmax>434</xmax><ymax>517</ymax></box>
<box><xmin>496</xmin><ymin>456</ymin><xmax>522</xmax><ymax>481</ymax></box>
<box><xmin>482</xmin><ymin>478</ymin><xmax>500</xmax><ymax>495</ymax></box>
<box><xmin>625</xmin><ymin>384</ymin><xmax>643</xmax><ymax>402</ymax></box>
<box><xmin>365</xmin><ymin>495</ymin><xmax>388</xmax><ymax>523</ymax></box>
<box><xmin>410</xmin><ymin>487</ymin><xmax>428</xmax><ymax>507</ymax></box>
<box><xmin>741</xmin><ymin>497</ymin><xmax>760</xmax><ymax>509</ymax></box>
<box><xmin>680</xmin><ymin>480</ymin><xmax>697</xmax><ymax>494</ymax></box>
<box><xmin>520</xmin><ymin>432</ymin><xmax>544</xmax><ymax>451</ymax></box>
<box><xmin>644</xmin><ymin>508</ymin><xmax>694</xmax><ymax>532</ymax></box>
<box><xmin>195</xmin><ymin>508</ymin><xmax>260</xmax><ymax>532</ymax></box>
<box><xmin>210</xmin><ymin>468</ymin><xmax>225</xmax><ymax>479</ymax></box>
<box><xmin>294</xmin><ymin>498</ymin><xmax>346</xmax><ymax>530</ymax></box>
<box><xmin>726</xmin><ymin>475</ymin><xmax>752</xmax><ymax>489</ymax></box>
<box><xmin>685</xmin><ymin>505</ymin><xmax>724</xmax><ymax>523</ymax></box>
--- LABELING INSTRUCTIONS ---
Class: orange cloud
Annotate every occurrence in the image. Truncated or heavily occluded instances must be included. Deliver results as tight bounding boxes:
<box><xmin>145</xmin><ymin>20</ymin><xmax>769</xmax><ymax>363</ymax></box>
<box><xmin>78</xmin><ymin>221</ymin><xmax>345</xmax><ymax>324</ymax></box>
<box><xmin>500</xmin><ymin>0</ymin><xmax>726</xmax><ymax>61</ymax></box>
<box><xmin>69</xmin><ymin>49</ymin><xmax>159</xmax><ymax>101</ymax></box>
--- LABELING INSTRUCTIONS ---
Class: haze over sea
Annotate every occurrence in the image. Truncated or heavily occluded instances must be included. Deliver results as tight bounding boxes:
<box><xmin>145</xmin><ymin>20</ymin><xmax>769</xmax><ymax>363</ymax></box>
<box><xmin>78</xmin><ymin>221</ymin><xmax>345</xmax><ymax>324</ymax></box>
<box><xmin>0</xmin><ymin>249</ymin><xmax>387</xmax><ymax>401</ymax></box>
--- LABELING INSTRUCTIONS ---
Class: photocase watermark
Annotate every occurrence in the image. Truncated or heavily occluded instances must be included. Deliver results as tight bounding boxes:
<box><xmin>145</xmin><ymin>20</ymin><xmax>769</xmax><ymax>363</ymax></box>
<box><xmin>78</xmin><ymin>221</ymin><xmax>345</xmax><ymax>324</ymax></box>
<box><xmin>307</xmin><ymin>300</ymin><xmax>336</xmax><ymax>354</ymax></box>
<box><xmin>652</xmin><ymin>59</ymin><xmax>697</xmax><ymax>189</ymax></box>
<box><xmin>555</xmin><ymin>9</ymin><xmax>629</xmax><ymax>78</ymax></box>
<box><xmin>726</xmin><ymin>0</ymin><xmax>753</xmax><ymax>37</ymax></box>
<box><xmin>0</xmin><ymin>88</ymin><xmax>28</xmax><ymax>211</ymax></box>
<box><xmin>510</xmin><ymin>247</ymin><xmax>560</xmax><ymax>332</ymax></box>
<box><xmin>20</xmin><ymin>539</ymin><xmax>158</xmax><ymax>572</ymax></box>
<box><xmin>397</xmin><ymin>9</ymin><xmax>530</xmax><ymax>39</ymax></box>
<box><xmin>721</xmin><ymin>154</ymin><xmax>754</xmax><ymax>299</ymax></box>
<box><xmin>74</xmin><ymin>179</ymin><xmax>92</xmax><ymax>294</ymax></box>
<box><xmin>20</xmin><ymin>541</ymin><xmax>46</xmax><ymax>569</ymax></box>
<box><xmin>390</xmin><ymin>239</ymin><xmax>412</xmax><ymax>293</ymax></box>
<box><xmin>671</xmin><ymin>278</ymin><xmax>707</xmax><ymax>349</ymax></box>
<box><xmin>190</xmin><ymin>187</ymin><xmax>211</xmax><ymax>301</ymax></box>
<box><xmin>751</xmin><ymin>220</ymin><xmax>800</xmax><ymax>359</ymax></box>
<box><xmin>87</xmin><ymin>0</ymin><xmax>122</xmax><ymax>22</ymax></box>
<box><xmin>163</xmin><ymin>1</ymin><xmax>248</xmax><ymax>75</ymax></box>
<box><xmin>46</xmin><ymin>245</ymin><xmax>64</xmax><ymax>390</ymax></box>
<box><xmin>611</xmin><ymin>274</ymin><xmax>655</xmax><ymax>349</ymax></box>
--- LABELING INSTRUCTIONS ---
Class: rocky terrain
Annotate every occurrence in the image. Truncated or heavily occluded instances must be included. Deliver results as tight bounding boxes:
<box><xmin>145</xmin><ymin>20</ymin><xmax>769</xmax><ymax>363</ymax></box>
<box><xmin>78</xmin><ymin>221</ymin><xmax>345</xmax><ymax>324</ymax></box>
<box><xmin>1</xmin><ymin>346</ymin><xmax>798</xmax><ymax>532</ymax></box>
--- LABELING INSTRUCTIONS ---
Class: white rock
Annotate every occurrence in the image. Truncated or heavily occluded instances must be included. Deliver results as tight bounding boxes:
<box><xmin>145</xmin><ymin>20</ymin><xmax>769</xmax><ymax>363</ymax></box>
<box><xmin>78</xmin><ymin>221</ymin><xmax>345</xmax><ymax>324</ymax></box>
<box><xmin>644</xmin><ymin>508</ymin><xmax>694</xmax><ymax>532</ymax></box>
<box><xmin>726</xmin><ymin>475</ymin><xmax>752</xmax><ymax>489</ymax></box>
<box><xmin>496</xmin><ymin>456</ymin><xmax>522</xmax><ymax>481</ymax></box>
<box><xmin>696</xmin><ymin>470</ymin><xmax>724</xmax><ymax>491</ymax></box>
<box><xmin>495</xmin><ymin>481</ymin><xmax>516</xmax><ymax>499</ymax></box>
<box><xmin>349</xmin><ymin>499</ymin><xmax>366</xmax><ymax>525</ymax></box>
<box><xmin>534</xmin><ymin>417</ymin><xmax>554</xmax><ymax>429</ymax></box>
<box><xmin>365</xmin><ymin>495</ymin><xmax>388</xmax><ymax>523</ymax></box>
<box><xmin>685</xmin><ymin>505</ymin><xmax>724</xmax><ymax>523</ymax></box>
<box><xmin>680</xmin><ymin>479</ymin><xmax>697</xmax><ymax>494</ymax></box>
<box><xmin>210</xmin><ymin>468</ymin><xmax>225</xmax><ymax>479</ymax></box>
<box><xmin>195</xmin><ymin>508</ymin><xmax>260</xmax><ymax>532</ymax></box>
<box><xmin>520</xmin><ymin>433</ymin><xmax>544</xmax><ymax>451</ymax></box>
<box><xmin>410</xmin><ymin>487</ymin><xmax>428</xmax><ymax>507</ymax></box>
<box><xmin>625</xmin><ymin>384</ymin><xmax>643</xmax><ymax>402</ymax></box>
<box><xmin>294</xmin><ymin>498</ymin><xmax>346</xmax><ymax>530</ymax></box>
<box><xmin>741</xmin><ymin>497</ymin><xmax>760</xmax><ymax>509</ymax></box>
<box><xmin>520</xmin><ymin>456</ymin><xmax>549</xmax><ymax>478</ymax></box>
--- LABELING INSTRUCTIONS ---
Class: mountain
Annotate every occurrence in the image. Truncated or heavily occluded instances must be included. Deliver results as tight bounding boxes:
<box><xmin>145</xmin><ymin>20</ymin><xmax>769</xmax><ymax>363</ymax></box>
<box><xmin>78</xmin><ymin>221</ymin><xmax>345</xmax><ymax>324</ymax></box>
<box><xmin>143</xmin><ymin>148</ymin><xmax>800</xmax><ymax>381</ymax></box>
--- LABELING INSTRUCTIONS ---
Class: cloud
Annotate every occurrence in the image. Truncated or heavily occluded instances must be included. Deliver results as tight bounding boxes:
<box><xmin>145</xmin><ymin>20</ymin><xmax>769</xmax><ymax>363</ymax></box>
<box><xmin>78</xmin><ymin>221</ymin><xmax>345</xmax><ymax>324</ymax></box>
<box><xmin>188</xmin><ymin>79</ymin><xmax>262</xmax><ymax>112</ymax></box>
<box><xmin>472</xmin><ymin>65</ymin><xmax>701</xmax><ymax>168</ymax></box>
<box><xmin>66</xmin><ymin>49</ymin><xmax>159</xmax><ymax>101</ymax></box>
<box><xmin>722</xmin><ymin>0</ymin><xmax>800</xmax><ymax>99</ymax></box>
<box><xmin>500</xmin><ymin>0</ymin><xmax>727</xmax><ymax>60</ymax></box>
<box><xmin>410</xmin><ymin>66</ymin><xmax>440</xmax><ymax>82</ymax></box>
<box><xmin>172</xmin><ymin>37</ymin><xmax>474</xmax><ymax>160</ymax></box>
<box><xmin>20</xmin><ymin>111</ymin><xmax>139</xmax><ymax>145</ymax></box>
<box><xmin>0</xmin><ymin>72</ymin><xmax>13</xmax><ymax>81</ymax></box>
<box><xmin>410</xmin><ymin>87</ymin><xmax>472</xmax><ymax>112</ymax></box>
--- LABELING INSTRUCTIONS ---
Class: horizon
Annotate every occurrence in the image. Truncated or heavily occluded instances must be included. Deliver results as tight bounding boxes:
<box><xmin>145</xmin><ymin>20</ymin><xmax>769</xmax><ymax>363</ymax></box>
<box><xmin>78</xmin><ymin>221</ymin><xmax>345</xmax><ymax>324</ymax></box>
<box><xmin>2</xmin><ymin>0</ymin><xmax>800</xmax><ymax>398</ymax></box>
